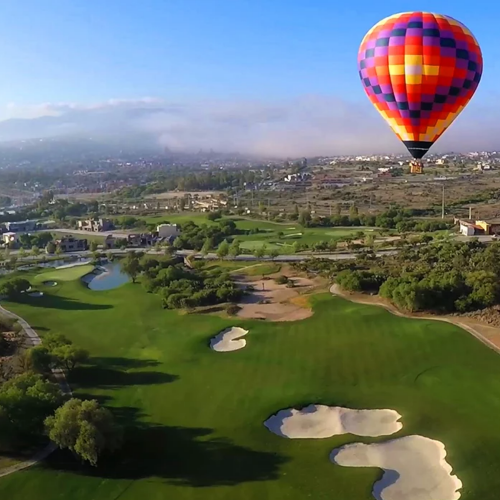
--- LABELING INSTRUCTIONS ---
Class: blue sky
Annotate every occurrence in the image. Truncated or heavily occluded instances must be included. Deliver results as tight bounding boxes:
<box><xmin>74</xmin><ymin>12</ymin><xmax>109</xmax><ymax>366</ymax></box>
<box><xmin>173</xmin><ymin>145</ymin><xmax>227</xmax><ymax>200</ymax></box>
<box><xmin>0</xmin><ymin>0</ymin><xmax>495</xmax><ymax>105</ymax></box>
<box><xmin>0</xmin><ymin>0</ymin><xmax>496</xmax><ymax>155</ymax></box>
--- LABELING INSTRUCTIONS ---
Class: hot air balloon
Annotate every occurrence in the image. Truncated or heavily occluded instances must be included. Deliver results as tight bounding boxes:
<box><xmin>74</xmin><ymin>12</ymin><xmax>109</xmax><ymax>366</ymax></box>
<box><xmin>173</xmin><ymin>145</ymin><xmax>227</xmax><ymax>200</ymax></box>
<box><xmin>358</xmin><ymin>12</ymin><xmax>483</xmax><ymax>173</ymax></box>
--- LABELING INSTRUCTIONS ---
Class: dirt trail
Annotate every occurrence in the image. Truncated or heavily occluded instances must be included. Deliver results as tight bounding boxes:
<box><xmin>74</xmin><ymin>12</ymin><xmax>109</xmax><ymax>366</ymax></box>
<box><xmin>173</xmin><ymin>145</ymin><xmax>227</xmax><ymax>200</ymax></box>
<box><xmin>330</xmin><ymin>284</ymin><xmax>500</xmax><ymax>355</ymax></box>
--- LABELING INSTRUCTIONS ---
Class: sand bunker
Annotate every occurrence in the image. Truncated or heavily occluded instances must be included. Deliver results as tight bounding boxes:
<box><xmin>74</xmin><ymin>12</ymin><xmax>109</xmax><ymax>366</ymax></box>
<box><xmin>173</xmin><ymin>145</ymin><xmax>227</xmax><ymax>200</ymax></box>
<box><xmin>264</xmin><ymin>405</ymin><xmax>402</xmax><ymax>439</ymax></box>
<box><xmin>210</xmin><ymin>327</ymin><xmax>249</xmax><ymax>352</ymax></box>
<box><xmin>42</xmin><ymin>281</ymin><xmax>57</xmax><ymax>287</ymax></box>
<box><xmin>331</xmin><ymin>435</ymin><xmax>462</xmax><ymax>500</ymax></box>
<box><xmin>28</xmin><ymin>291</ymin><xmax>44</xmax><ymax>298</ymax></box>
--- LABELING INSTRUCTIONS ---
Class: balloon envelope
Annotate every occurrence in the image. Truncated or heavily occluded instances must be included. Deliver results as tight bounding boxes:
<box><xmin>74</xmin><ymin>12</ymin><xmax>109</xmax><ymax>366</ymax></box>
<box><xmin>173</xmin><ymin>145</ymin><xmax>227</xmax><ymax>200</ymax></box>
<box><xmin>358</xmin><ymin>12</ymin><xmax>483</xmax><ymax>159</ymax></box>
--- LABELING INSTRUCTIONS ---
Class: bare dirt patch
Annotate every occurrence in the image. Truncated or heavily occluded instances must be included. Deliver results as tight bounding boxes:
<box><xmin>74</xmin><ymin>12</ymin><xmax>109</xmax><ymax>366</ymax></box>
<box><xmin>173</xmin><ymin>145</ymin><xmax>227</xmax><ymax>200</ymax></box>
<box><xmin>235</xmin><ymin>274</ymin><xmax>320</xmax><ymax>322</ymax></box>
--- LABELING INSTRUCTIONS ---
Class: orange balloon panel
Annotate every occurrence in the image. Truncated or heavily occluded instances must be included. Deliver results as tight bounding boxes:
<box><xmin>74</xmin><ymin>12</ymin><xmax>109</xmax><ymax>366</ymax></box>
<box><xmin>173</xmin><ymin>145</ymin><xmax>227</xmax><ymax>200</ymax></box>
<box><xmin>358</xmin><ymin>12</ymin><xmax>483</xmax><ymax>158</ymax></box>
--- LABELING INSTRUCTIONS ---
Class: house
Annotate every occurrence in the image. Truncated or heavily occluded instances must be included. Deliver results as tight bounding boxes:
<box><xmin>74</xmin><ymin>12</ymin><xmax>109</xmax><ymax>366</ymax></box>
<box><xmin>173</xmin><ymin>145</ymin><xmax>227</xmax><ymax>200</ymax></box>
<box><xmin>157</xmin><ymin>224</ymin><xmax>180</xmax><ymax>239</ymax></box>
<box><xmin>55</xmin><ymin>236</ymin><xmax>88</xmax><ymax>253</ymax></box>
<box><xmin>4</xmin><ymin>220</ymin><xmax>38</xmax><ymax>233</ymax></box>
<box><xmin>127</xmin><ymin>233</ymin><xmax>156</xmax><ymax>247</ymax></box>
<box><xmin>475</xmin><ymin>218</ymin><xmax>500</xmax><ymax>235</ymax></box>
<box><xmin>456</xmin><ymin>218</ymin><xmax>487</xmax><ymax>236</ymax></box>
<box><xmin>78</xmin><ymin>218</ymin><xmax>113</xmax><ymax>232</ymax></box>
<box><xmin>2</xmin><ymin>232</ymin><xmax>19</xmax><ymax>245</ymax></box>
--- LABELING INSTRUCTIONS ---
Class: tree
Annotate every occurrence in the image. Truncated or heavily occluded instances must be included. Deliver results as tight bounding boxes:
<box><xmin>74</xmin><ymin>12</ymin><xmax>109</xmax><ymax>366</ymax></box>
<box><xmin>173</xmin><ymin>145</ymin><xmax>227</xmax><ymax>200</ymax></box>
<box><xmin>216</xmin><ymin>240</ymin><xmax>230</xmax><ymax>260</ymax></box>
<box><xmin>106</xmin><ymin>251</ymin><xmax>114</xmax><ymax>262</ymax></box>
<box><xmin>0</xmin><ymin>372</ymin><xmax>63</xmax><ymax>437</ymax></box>
<box><xmin>299</xmin><ymin>210</ymin><xmax>312</xmax><ymax>227</ymax></box>
<box><xmin>43</xmin><ymin>332</ymin><xmax>71</xmax><ymax>351</ymax></box>
<box><xmin>52</xmin><ymin>345</ymin><xmax>89</xmax><ymax>372</ymax></box>
<box><xmin>89</xmin><ymin>241</ymin><xmax>99</xmax><ymax>252</ymax></box>
<box><xmin>269</xmin><ymin>248</ymin><xmax>280</xmax><ymax>260</ymax></box>
<box><xmin>254</xmin><ymin>244</ymin><xmax>267</xmax><ymax>259</ymax></box>
<box><xmin>23</xmin><ymin>346</ymin><xmax>53</xmax><ymax>374</ymax></box>
<box><xmin>349</xmin><ymin>204</ymin><xmax>359</xmax><ymax>219</ymax></box>
<box><xmin>31</xmin><ymin>246</ymin><xmax>40</xmax><ymax>258</ymax></box>
<box><xmin>207</xmin><ymin>211</ymin><xmax>222</xmax><ymax>221</ymax></box>
<box><xmin>56</xmin><ymin>246</ymin><xmax>64</xmax><ymax>255</ymax></box>
<box><xmin>228</xmin><ymin>239</ymin><xmax>241</xmax><ymax>258</ymax></box>
<box><xmin>201</xmin><ymin>237</ymin><xmax>212</xmax><ymax>256</ymax></box>
<box><xmin>18</xmin><ymin>248</ymin><xmax>26</xmax><ymax>259</ymax></box>
<box><xmin>45</xmin><ymin>398</ymin><xmax>122</xmax><ymax>466</ymax></box>
<box><xmin>364</xmin><ymin>234</ymin><xmax>375</xmax><ymax>248</ymax></box>
<box><xmin>164</xmin><ymin>243</ymin><xmax>175</xmax><ymax>256</ymax></box>
<box><xmin>122</xmin><ymin>253</ymin><xmax>141</xmax><ymax>283</ymax></box>
<box><xmin>0</xmin><ymin>278</ymin><xmax>31</xmax><ymax>299</ymax></box>
<box><xmin>46</xmin><ymin>241</ymin><xmax>56</xmax><ymax>254</ymax></box>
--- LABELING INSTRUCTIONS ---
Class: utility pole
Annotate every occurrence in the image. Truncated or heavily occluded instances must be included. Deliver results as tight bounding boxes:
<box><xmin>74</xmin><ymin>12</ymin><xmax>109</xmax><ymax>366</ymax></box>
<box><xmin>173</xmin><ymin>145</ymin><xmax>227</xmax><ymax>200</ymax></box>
<box><xmin>441</xmin><ymin>183</ymin><xmax>445</xmax><ymax>219</ymax></box>
<box><xmin>469</xmin><ymin>206</ymin><xmax>472</xmax><ymax>220</ymax></box>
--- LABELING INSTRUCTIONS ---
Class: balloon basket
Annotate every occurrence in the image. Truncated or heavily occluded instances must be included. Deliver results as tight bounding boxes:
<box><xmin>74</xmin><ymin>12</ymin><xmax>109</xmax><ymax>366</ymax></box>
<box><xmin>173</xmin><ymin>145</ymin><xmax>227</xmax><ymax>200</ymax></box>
<box><xmin>410</xmin><ymin>161</ymin><xmax>423</xmax><ymax>174</ymax></box>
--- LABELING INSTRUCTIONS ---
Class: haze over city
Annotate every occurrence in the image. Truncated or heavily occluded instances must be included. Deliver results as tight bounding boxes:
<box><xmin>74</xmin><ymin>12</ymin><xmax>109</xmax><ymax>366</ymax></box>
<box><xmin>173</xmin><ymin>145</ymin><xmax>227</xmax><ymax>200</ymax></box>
<box><xmin>0</xmin><ymin>0</ymin><xmax>498</xmax><ymax>156</ymax></box>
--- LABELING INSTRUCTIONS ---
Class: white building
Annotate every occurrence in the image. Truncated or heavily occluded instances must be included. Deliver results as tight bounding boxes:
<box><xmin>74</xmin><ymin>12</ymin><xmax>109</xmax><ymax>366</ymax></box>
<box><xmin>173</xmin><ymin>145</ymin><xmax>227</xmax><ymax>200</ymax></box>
<box><xmin>2</xmin><ymin>232</ymin><xmax>18</xmax><ymax>245</ymax></box>
<box><xmin>157</xmin><ymin>224</ymin><xmax>180</xmax><ymax>239</ymax></box>
<box><xmin>459</xmin><ymin>221</ymin><xmax>477</xmax><ymax>236</ymax></box>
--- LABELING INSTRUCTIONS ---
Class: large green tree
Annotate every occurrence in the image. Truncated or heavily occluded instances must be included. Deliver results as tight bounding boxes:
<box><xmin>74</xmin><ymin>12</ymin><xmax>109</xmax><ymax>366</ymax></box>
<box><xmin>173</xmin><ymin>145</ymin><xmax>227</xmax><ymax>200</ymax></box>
<box><xmin>45</xmin><ymin>399</ymin><xmax>123</xmax><ymax>466</ymax></box>
<box><xmin>122</xmin><ymin>252</ymin><xmax>141</xmax><ymax>283</ymax></box>
<box><xmin>0</xmin><ymin>372</ymin><xmax>63</xmax><ymax>438</ymax></box>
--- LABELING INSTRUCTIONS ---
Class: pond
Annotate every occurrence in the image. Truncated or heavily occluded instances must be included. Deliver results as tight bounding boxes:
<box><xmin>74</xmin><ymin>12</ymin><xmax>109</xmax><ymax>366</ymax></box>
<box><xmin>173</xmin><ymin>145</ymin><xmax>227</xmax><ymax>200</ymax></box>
<box><xmin>82</xmin><ymin>261</ymin><xmax>130</xmax><ymax>291</ymax></box>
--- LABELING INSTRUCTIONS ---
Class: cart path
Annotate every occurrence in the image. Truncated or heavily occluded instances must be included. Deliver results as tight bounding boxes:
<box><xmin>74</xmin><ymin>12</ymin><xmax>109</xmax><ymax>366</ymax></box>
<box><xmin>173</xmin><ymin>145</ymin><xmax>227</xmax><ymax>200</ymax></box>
<box><xmin>0</xmin><ymin>304</ymin><xmax>71</xmax><ymax>478</ymax></box>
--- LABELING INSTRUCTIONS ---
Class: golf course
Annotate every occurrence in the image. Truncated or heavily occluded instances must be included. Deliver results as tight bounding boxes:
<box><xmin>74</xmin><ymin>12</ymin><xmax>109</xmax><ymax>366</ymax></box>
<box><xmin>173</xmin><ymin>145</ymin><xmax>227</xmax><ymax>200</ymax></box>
<box><xmin>1</xmin><ymin>263</ymin><xmax>500</xmax><ymax>499</ymax></box>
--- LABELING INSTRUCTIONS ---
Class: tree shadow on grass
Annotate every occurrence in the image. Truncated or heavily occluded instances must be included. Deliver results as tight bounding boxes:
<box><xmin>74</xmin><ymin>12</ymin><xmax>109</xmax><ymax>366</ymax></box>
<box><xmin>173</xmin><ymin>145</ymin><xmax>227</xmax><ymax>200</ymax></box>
<box><xmin>14</xmin><ymin>295</ymin><xmax>113</xmax><ymax>311</ymax></box>
<box><xmin>43</xmin><ymin>423</ymin><xmax>289</xmax><ymax>487</ymax></box>
<box><xmin>70</xmin><ymin>366</ymin><xmax>178</xmax><ymax>389</ymax></box>
<box><xmin>88</xmin><ymin>357</ymin><xmax>161</xmax><ymax>369</ymax></box>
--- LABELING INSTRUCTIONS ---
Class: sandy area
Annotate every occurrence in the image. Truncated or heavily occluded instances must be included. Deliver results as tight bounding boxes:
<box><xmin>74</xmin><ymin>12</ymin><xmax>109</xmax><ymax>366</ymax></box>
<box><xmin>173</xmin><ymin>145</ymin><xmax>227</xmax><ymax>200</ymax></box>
<box><xmin>264</xmin><ymin>405</ymin><xmax>402</xmax><ymax>439</ymax></box>
<box><xmin>42</xmin><ymin>281</ymin><xmax>57</xmax><ymax>287</ymax></box>
<box><xmin>210</xmin><ymin>327</ymin><xmax>249</xmax><ymax>352</ymax></box>
<box><xmin>331</xmin><ymin>435</ymin><xmax>462</xmax><ymax>500</ymax></box>
<box><xmin>236</xmin><ymin>276</ymin><xmax>317</xmax><ymax>322</ymax></box>
<box><xmin>55</xmin><ymin>260</ymin><xmax>92</xmax><ymax>270</ymax></box>
<box><xmin>330</xmin><ymin>284</ymin><xmax>500</xmax><ymax>355</ymax></box>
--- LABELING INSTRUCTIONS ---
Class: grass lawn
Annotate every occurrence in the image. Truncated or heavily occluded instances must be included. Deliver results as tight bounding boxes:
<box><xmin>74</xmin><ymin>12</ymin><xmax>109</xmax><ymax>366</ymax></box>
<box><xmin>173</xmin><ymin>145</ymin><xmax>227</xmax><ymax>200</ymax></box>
<box><xmin>1</xmin><ymin>271</ymin><xmax>500</xmax><ymax>498</ymax></box>
<box><xmin>31</xmin><ymin>265</ymin><xmax>95</xmax><ymax>284</ymax></box>
<box><xmin>116</xmin><ymin>212</ymin><xmax>378</xmax><ymax>249</ymax></box>
<box><xmin>235</xmin><ymin>263</ymin><xmax>281</xmax><ymax>276</ymax></box>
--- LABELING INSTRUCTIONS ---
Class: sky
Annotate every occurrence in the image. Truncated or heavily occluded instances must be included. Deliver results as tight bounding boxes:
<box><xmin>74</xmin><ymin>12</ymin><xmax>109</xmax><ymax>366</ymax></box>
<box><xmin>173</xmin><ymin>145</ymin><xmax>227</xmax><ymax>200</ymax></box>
<box><xmin>0</xmin><ymin>0</ymin><xmax>498</xmax><ymax>156</ymax></box>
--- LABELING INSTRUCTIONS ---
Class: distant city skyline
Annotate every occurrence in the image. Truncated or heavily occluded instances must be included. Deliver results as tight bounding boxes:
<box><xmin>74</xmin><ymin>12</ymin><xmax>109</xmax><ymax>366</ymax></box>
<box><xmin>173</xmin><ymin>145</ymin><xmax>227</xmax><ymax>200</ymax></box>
<box><xmin>0</xmin><ymin>0</ymin><xmax>498</xmax><ymax>155</ymax></box>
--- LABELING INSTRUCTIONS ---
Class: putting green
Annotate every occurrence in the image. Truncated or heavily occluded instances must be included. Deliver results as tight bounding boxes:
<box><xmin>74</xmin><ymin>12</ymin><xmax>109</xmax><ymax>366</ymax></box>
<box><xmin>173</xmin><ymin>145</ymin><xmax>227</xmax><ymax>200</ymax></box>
<box><xmin>32</xmin><ymin>265</ymin><xmax>94</xmax><ymax>284</ymax></box>
<box><xmin>1</xmin><ymin>270</ymin><xmax>500</xmax><ymax>499</ymax></box>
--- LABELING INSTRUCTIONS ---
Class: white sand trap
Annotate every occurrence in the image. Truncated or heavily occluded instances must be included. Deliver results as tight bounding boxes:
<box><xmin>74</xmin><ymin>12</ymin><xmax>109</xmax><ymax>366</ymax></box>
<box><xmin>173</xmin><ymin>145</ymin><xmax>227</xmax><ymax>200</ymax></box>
<box><xmin>42</xmin><ymin>281</ymin><xmax>57</xmax><ymax>287</ymax></box>
<box><xmin>264</xmin><ymin>405</ymin><xmax>402</xmax><ymax>439</ymax></box>
<box><xmin>28</xmin><ymin>291</ymin><xmax>44</xmax><ymax>298</ymax></box>
<box><xmin>210</xmin><ymin>327</ymin><xmax>249</xmax><ymax>352</ymax></box>
<box><xmin>331</xmin><ymin>435</ymin><xmax>462</xmax><ymax>500</ymax></box>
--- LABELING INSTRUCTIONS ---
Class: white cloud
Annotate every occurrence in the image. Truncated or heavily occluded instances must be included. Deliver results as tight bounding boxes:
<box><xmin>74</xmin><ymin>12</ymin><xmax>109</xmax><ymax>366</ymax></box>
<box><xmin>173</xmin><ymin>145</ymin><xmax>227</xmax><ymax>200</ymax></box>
<box><xmin>0</xmin><ymin>95</ymin><xmax>496</xmax><ymax>156</ymax></box>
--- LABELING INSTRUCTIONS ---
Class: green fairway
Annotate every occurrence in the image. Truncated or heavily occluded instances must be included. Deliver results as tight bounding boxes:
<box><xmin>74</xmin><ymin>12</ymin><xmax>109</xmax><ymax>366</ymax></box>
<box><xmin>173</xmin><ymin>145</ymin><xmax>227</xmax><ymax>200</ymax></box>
<box><xmin>1</xmin><ymin>270</ymin><xmax>500</xmax><ymax>499</ymax></box>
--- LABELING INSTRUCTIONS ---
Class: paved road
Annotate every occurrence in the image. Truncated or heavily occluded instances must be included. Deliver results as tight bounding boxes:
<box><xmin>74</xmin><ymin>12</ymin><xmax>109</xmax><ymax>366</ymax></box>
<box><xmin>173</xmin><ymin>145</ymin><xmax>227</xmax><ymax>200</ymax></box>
<box><xmin>7</xmin><ymin>247</ymin><xmax>398</xmax><ymax>264</ymax></box>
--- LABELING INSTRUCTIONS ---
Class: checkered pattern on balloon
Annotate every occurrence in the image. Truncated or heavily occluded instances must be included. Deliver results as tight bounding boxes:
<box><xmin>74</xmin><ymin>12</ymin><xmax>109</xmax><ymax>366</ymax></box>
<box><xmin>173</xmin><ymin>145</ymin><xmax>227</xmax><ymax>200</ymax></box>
<box><xmin>358</xmin><ymin>12</ymin><xmax>483</xmax><ymax>172</ymax></box>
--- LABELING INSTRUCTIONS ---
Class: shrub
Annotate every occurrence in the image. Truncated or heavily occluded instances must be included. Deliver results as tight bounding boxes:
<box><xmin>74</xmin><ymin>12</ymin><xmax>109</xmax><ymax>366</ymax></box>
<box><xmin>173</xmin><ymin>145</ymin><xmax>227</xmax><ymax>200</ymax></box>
<box><xmin>275</xmin><ymin>275</ymin><xmax>289</xmax><ymax>285</ymax></box>
<box><xmin>226</xmin><ymin>304</ymin><xmax>241</xmax><ymax>316</ymax></box>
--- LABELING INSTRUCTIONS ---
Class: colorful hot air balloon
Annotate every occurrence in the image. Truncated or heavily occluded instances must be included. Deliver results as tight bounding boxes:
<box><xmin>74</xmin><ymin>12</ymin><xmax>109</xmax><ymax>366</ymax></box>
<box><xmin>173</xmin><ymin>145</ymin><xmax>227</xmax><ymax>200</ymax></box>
<box><xmin>358</xmin><ymin>12</ymin><xmax>483</xmax><ymax>167</ymax></box>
